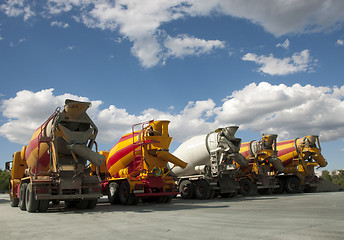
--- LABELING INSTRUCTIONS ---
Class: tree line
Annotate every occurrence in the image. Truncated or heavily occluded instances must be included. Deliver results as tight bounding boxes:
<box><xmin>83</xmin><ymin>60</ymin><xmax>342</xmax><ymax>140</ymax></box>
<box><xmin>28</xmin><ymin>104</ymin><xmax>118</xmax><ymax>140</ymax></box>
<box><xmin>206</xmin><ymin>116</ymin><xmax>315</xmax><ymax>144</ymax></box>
<box><xmin>321</xmin><ymin>170</ymin><xmax>344</xmax><ymax>187</ymax></box>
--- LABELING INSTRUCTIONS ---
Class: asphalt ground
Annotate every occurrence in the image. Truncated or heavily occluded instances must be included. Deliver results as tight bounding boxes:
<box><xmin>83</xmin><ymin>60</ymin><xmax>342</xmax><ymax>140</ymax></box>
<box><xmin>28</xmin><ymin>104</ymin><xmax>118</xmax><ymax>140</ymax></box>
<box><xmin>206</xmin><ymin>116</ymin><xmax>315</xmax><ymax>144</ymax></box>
<box><xmin>0</xmin><ymin>192</ymin><xmax>343</xmax><ymax>240</ymax></box>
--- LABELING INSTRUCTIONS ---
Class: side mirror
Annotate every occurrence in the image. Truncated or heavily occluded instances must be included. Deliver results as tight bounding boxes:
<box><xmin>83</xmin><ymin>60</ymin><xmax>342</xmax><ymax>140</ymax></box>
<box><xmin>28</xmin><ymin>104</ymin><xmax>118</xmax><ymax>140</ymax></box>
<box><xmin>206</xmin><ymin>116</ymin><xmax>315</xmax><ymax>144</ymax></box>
<box><xmin>5</xmin><ymin>161</ymin><xmax>12</xmax><ymax>171</ymax></box>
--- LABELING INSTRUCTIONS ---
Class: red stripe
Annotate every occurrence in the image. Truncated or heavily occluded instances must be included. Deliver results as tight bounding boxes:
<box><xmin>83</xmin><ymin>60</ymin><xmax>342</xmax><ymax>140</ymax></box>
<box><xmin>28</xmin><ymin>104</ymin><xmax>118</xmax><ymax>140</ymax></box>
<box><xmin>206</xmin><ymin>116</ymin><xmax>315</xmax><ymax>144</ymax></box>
<box><xmin>241</xmin><ymin>142</ymin><xmax>250</xmax><ymax>147</ymax></box>
<box><xmin>277</xmin><ymin>146</ymin><xmax>296</xmax><ymax>157</ymax></box>
<box><xmin>32</xmin><ymin>151</ymin><xmax>50</xmax><ymax>174</ymax></box>
<box><xmin>25</xmin><ymin>135</ymin><xmax>40</xmax><ymax>160</ymax></box>
<box><xmin>240</xmin><ymin>150</ymin><xmax>251</xmax><ymax>158</ymax></box>
<box><xmin>107</xmin><ymin>142</ymin><xmax>139</xmax><ymax>169</ymax></box>
<box><xmin>277</xmin><ymin>140</ymin><xmax>294</xmax><ymax>146</ymax></box>
<box><xmin>118</xmin><ymin>132</ymin><xmax>140</xmax><ymax>143</ymax></box>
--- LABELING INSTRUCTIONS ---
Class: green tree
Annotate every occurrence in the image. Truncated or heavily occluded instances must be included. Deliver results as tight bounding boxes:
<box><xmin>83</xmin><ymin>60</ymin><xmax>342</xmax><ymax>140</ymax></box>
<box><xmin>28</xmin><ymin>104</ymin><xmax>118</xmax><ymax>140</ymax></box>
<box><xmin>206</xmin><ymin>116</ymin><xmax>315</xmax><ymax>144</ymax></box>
<box><xmin>321</xmin><ymin>170</ymin><xmax>332</xmax><ymax>182</ymax></box>
<box><xmin>0</xmin><ymin>169</ymin><xmax>11</xmax><ymax>191</ymax></box>
<box><xmin>332</xmin><ymin>170</ymin><xmax>344</xmax><ymax>187</ymax></box>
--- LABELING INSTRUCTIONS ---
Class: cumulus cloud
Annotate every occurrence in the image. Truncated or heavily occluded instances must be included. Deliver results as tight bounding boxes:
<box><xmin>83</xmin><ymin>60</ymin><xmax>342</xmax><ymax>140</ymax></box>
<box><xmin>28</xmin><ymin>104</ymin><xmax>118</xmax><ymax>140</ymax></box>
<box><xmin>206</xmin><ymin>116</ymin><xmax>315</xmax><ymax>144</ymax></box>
<box><xmin>242</xmin><ymin>50</ymin><xmax>316</xmax><ymax>76</ymax></box>
<box><xmin>164</xmin><ymin>35</ymin><xmax>225</xmax><ymax>59</ymax></box>
<box><xmin>336</xmin><ymin>39</ymin><xmax>344</xmax><ymax>46</ymax></box>
<box><xmin>276</xmin><ymin>39</ymin><xmax>290</xmax><ymax>49</ymax></box>
<box><xmin>1</xmin><ymin>84</ymin><xmax>344</xmax><ymax>145</ymax></box>
<box><xmin>2</xmin><ymin>0</ymin><xmax>344</xmax><ymax>67</ymax></box>
<box><xmin>51</xmin><ymin>21</ymin><xmax>69</xmax><ymax>28</ymax></box>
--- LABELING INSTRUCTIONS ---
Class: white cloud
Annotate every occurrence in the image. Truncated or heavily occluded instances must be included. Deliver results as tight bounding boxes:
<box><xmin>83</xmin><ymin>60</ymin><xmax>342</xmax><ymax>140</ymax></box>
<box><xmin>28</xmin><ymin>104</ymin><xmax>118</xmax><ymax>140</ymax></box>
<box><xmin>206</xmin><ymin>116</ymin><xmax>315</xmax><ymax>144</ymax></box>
<box><xmin>2</xmin><ymin>84</ymin><xmax>344</xmax><ymax>145</ymax></box>
<box><xmin>336</xmin><ymin>39</ymin><xmax>344</xmax><ymax>46</ymax></box>
<box><xmin>0</xmin><ymin>0</ymin><xmax>35</xmax><ymax>21</ymax></box>
<box><xmin>2</xmin><ymin>1</ymin><xmax>344</xmax><ymax>67</ymax></box>
<box><xmin>276</xmin><ymin>39</ymin><xmax>290</xmax><ymax>49</ymax></box>
<box><xmin>51</xmin><ymin>21</ymin><xmax>69</xmax><ymax>28</ymax></box>
<box><xmin>242</xmin><ymin>50</ymin><xmax>316</xmax><ymax>75</ymax></box>
<box><xmin>164</xmin><ymin>34</ymin><xmax>225</xmax><ymax>59</ymax></box>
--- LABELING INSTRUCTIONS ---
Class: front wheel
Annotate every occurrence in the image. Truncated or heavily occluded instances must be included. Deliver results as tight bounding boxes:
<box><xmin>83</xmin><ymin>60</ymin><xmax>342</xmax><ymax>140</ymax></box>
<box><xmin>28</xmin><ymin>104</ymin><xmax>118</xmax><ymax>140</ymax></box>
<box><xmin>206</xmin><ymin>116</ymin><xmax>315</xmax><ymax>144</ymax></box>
<box><xmin>285</xmin><ymin>177</ymin><xmax>301</xmax><ymax>194</ymax></box>
<box><xmin>239</xmin><ymin>178</ymin><xmax>256</xmax><ymax>196</ymax></box>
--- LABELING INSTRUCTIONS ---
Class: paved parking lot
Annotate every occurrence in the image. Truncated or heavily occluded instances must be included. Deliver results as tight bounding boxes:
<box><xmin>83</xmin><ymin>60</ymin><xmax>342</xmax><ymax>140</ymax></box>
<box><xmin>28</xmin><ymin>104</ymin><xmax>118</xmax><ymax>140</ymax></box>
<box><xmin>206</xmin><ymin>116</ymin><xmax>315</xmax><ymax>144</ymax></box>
<box><xmin>0</xmin><ymin>192</ymin><xmax>343</xmax><ymax>240</ymax></box>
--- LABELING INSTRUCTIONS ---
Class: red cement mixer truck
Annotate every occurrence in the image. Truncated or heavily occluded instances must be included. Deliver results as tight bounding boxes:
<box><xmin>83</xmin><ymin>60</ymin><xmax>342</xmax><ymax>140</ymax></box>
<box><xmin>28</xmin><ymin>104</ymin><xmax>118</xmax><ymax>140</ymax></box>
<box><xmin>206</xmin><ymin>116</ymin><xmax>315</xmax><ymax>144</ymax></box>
<box><xmin>5</xmin><ymin>99</ymin><xmax>105</xmax><ymax>212</ymax></box>
<box><xmin>274</xmin><ymin>135</ymin><xmax>327</xmax><ymax>194</ymax></box>
<box><xmin>91</xmin><ymin>120</ymin><xmax>187</xmax><ymax>205</ymax></box>
<box><xmin>168</xmin><ymin>126</ymin><xmax>249</xmax><ymax>199</ymax></box>
<box><xmin>238</xmin><ymin>134</ymin><xmax>285</xmax><ymax>196</ymax></box>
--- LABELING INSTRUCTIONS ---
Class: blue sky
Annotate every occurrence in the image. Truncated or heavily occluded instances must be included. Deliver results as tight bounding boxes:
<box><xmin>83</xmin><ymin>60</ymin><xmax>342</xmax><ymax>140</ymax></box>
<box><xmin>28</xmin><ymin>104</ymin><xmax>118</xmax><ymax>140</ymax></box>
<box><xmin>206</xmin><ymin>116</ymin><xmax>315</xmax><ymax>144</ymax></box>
<box><xmin>0</xmin><ymin>0</ymin><xmax>344</xmax><ymax>172</ymax></box>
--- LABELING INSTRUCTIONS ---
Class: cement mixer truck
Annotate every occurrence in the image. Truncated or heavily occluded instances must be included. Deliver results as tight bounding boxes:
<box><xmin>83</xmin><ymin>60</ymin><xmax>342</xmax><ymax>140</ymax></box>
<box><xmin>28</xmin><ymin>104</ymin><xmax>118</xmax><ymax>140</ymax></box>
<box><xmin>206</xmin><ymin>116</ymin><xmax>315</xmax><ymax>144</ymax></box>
<box><xmin>169</xmin><ymin>126</ymin><xmax>249</xmax><ymax>199</ymax></box>
<box><xmin>91</xmin><ymin>120</ymin><xmax>187</xmax><ymax>205</ymax></box>
<box><xmin>6</xmin><ymin>99</ymin><xmax>105</xmax><ymax>212</ymax></box>
<box><xmin>274</xmin><ymin>135</ymin><xmax>327</xmax><ymax>194</ymax></box>
<box><xmin>238</xmin><ymin>134</ymin><xmax>285</xmax><ymax>195</ymax></box>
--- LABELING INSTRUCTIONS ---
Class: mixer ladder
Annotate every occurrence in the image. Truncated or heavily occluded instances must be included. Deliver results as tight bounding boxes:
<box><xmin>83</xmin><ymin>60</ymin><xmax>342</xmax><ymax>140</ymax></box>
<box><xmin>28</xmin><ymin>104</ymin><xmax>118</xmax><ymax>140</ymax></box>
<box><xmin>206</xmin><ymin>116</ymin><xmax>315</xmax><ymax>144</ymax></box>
<box><xmin>131</xmin><ymin>120</ymin><xmax>154</xmax><ymax>175</ymax></box>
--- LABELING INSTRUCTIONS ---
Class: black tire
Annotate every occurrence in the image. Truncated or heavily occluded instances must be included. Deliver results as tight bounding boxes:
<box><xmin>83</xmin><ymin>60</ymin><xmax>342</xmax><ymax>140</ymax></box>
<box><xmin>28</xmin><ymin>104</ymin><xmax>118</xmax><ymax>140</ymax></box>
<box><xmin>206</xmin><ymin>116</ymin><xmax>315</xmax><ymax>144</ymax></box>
<box><xmin>76</xmin><ymin>199</ymin><xmax>89</xmax><ymax>209</ymax></box>
<box><xmin>10</xmin><ymin>194</ymin><xmax>19</xmax><ymax>207</ymax></box>
<box><xmin>65</xmin><ymin>200</ymin><xmax>77</xmax><ymax>208</ymax></box>
<box><xmin>239</xmin><ymin>178</ymin><xmax>256</xmax><ymax>196</ymax></box>
<box><xmin>179</xmin><ymin>180</ymin><xmax>194</xmax><ymax>199</ymax></box>
<box><xmin>194</xmin><ymin>180</ymin><xmax>211</xmax><ymax>200</ymax></box>
<box><xmin>19</xmin><ymin>183</ymin><xmax>28</xmax><ymax>211</ymax></box>
<box><xmin>119</xmin><ymin>181</ymin><xmax>134</xmax><ymax>205</ymax></box>
<box><xmin>26</xmin><ymin>183</ymin><xmax>39</xmax><ymax>212</ymax></box>
<box><xmin>38</xmin><ymin>200</ymin><xmax>49</xmax><ymax>212</ymax></box>
<box><xmin>258</xmin><ymin>188</ymin><xmax>272</xmax><ymax>195</ymax></box>
<box><xmin>209</xmin><ymin>189</ymin><xmax>216</xmax><ymax>199</ymax></box>
<box><xmin>273</xmin><ymin>178</ymin><xmax>285</xmax><ymax>194</ymax></box>
<box><xmin>87</xmin><ymin>199</ymin><xmax>98</xmax><ymax>209</ymax></box>
<box><xmin>285</xmin><ymin>177</ymin><xmax>301</xmax><ymax>194</ymax></box>
<box><xmin>220</xmin><ymin>192</ymin><xmax>236</xmax><ymax>198</ymax></box>
<box><xmin>108</xmin><ymin>182</ymin><xmax>120</xmax><ymax>204</ymax></box>
<box><xmin>52</xmin><ymin>200</ymin><xmax>60</xmax><ymax>205</ymax></box>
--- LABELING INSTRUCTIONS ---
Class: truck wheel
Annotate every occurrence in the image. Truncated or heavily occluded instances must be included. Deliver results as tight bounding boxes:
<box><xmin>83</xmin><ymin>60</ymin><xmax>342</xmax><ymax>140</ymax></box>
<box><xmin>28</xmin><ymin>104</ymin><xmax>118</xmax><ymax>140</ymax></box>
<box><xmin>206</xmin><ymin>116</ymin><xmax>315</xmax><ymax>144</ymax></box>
<box><xmin>10</xmin><ymin>194</ymin><xmax>19</xmax><ymax>207</ymax></box>
<box><xmin>52</xmin><ymin>200</ymin><xmax>60</xmax><ymax>205</ymax></box>
<box><xmin>273</xmin><ymin>178</ymin><xmax>285</xmax><ymax>194</ymax></box>
<box><xmin>194</xmin><ymin>180</ymin><xmax>211</xmax><ymax>200</ymax></box>
<box><xmin>179</xmin><ymin>180</ymin><xmax>194</xmax><ymax>199</ymax></box>
<box><xmin>220</xmin><ymin>192</ymin><xmax>236</xmax><ymax>198</ymax></box>
<box><xmin>239</xmin><ymin>178</ymin><xmax>256</xmax><ymax>196</ymax></box>
<box><xmin>87</xmin><ymin>199</ymin><xmax>98</xmax><ymax>209</ymax></box>
<box><xmin>26</xmin><ymin>183</ymin><xmax>39</xmax><ymax>212</ymax></box>
<box><xmin>258</xmin><ymin>188</ymin><xmax>272</xmax><ymax>195</ymax></box>
<box><xmin>19</xmin><ymin>183</ymin><xmax>28</xmax><ymax>211</ymax></box>
<box><xmin>119</xmin><ymin>181</ymin><xmax>134</xmax><ymax>205</ymax></box>
<box><xmin>76</xmin><ymin>199</ymin><xmax>89</xmax><ymax>209</ymax></box>
<box><xmin>108</xmin><ymin>182</ymin><xmax>120</xmax><ymax>204</ymax></box>
<box><xmin>38</xmin><ymin>200</ymin><xmax>49</xmax><ymax>212</ymax></box>
<box><xmin>285</xmin><ymin>177</ymin><xmax>300</xmax><ymax>194</ymax></box>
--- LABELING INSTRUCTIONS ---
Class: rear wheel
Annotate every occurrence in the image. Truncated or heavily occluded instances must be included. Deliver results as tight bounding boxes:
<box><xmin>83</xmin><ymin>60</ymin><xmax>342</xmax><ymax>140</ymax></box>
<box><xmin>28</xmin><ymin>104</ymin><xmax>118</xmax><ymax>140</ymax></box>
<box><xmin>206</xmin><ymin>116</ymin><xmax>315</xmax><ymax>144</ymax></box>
<box><xmin>239</xmin><ymin>178</ymin><xmax>256</xmax><ymax>196</ymax></box>
<box><xmin>76</xmin><ymin>199</ymin><xmax>89</xmax><ymax>209</ymax></box>
<box><xmin>87</xmin><ymin>199</ymin><xmax>98</xmax><ymax>209</ymax></box>
<box><xmin>258</xmin><ymin>188</ymin><xmax>272</xmax><ymax>195</ymax></box>
<box><xmin>285</xmin><ymin>177</ymin><xmax>301</xmax><ymax>194</ymax></box>
<box><xmin>194</xmin><ymin>180</ymin><xmax>211</xmax><ymax>200</ymax></box>
<box><xmin>108</xmin><ymin>182</ymin><xmax>120</xmax><ymax>204</ymax></box>
<box><xmin>273</xmin><ymin>178</ymin><xmax>285</xmax><ymax>194</ymax></box>
<box><xmin>179</xmin><ymin>180</ymin><xmax>194</xmax><ymax>199</ymax></box>
<box><xmin>119</xmin><ymin>181</ymin><xmax>134</xmax><ymax>205</ymax></box>
<box><xmin>38</xmin><ymin>200</ymin><xmax>49</xmax><ymax>212</ymax></box>
<box><xmin>10</xmin><ymin>194</ymin><xmax>19</xmax><ymax>207</ymax></box>
<box><xmin>19</xmin><ymin>183</ymin><xmax>28</xmax><ymax>211</ymax></box>
<box><xmin>26</xmin><ymin>183</ymin><xmax>39</xmax><ymax>212</ymax></box>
